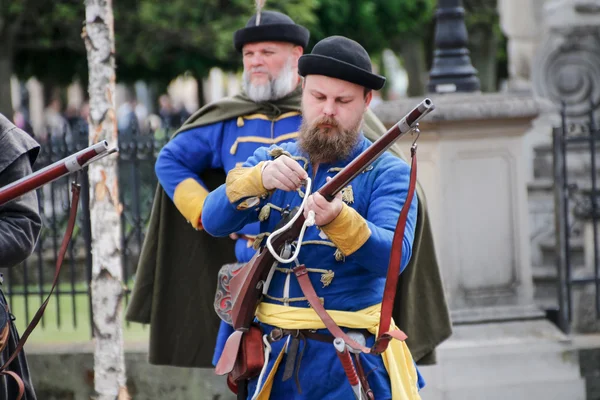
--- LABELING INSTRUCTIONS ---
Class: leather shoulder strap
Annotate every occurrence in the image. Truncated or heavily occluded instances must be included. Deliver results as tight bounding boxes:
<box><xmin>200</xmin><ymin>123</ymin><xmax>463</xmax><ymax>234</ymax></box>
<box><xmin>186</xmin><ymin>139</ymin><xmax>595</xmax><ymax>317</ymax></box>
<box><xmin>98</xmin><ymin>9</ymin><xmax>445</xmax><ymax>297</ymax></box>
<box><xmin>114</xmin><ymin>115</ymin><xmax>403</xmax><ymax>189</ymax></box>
<box><xmin>0</xmin><ymin>182</ymin><xmax>81</xmax><ymax>387</ymax></box>
<box><xmin>372</xmin><ymin>146</ymin><xmax>418</xmax><ymax>354</ymax></box>
<box><xmin>293</xmin><ymin>146</ymin><xmax>418</xmax><ymax>355</ymax></box>
<box><xmin>294</xmin><ymin>265</ymin><xmax>374</xmax><ymax>353</ymax></box>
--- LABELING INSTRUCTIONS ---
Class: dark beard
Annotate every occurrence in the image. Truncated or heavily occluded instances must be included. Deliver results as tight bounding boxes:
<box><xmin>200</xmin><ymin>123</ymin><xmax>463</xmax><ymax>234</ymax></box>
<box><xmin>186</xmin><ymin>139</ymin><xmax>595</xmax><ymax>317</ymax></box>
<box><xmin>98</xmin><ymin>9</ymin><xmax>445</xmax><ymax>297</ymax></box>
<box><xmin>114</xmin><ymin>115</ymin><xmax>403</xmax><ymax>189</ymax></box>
<box><xmin>297</xmin><ymin>116</ymin><xmax>362</xmax><ymax>164</ymax></box>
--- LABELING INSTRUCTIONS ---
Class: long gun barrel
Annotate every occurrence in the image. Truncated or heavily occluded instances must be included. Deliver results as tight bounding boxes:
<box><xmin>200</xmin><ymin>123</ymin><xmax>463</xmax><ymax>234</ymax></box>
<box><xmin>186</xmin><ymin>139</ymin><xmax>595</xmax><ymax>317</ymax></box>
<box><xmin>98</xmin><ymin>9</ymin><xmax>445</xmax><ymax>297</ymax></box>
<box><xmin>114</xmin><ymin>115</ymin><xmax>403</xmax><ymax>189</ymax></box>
<box><xmin>228</xmin><ymin>98</ymin><xmax>435</xmax><ymax>330</ymax></box>
<box><xmin>0</xmin><ymin>141</ymin><xmax>118</xmax><ymax>206</ymax></box>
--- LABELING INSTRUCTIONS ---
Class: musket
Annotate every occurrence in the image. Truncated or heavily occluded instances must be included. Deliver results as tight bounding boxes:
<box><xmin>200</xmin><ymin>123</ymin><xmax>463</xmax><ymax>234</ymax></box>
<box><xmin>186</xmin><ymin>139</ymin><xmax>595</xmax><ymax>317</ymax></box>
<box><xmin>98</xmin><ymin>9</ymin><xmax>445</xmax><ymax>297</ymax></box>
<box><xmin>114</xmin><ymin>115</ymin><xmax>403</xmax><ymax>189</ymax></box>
<box><xmin>227</xmin><ymin>98</ymin><xmax>435</xmax><ymax>331</ymax></box>
<box><xmin>0</xmin><ymin>141</ymin><xmax>117</xmax><ymax>206</ymax></box>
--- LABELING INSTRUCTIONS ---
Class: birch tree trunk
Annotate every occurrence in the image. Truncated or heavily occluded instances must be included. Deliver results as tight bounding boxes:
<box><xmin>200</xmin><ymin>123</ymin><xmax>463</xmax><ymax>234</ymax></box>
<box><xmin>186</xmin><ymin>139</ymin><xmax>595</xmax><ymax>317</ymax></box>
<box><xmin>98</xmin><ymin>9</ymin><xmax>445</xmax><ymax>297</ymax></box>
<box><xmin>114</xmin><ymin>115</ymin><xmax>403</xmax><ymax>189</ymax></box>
<box><xmin>82</xmin><ymin>1</ymin><xmax>130</xmax><ymax>399</ymax></box>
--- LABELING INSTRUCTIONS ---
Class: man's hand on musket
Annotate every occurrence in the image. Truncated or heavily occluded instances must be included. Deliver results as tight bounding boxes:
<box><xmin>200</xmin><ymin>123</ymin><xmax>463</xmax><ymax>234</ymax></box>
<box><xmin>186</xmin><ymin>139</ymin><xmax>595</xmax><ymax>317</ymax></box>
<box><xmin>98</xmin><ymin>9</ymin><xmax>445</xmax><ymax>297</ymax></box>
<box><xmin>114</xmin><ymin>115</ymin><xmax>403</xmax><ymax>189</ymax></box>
<box><xmin>305</xmin><ymin>177</ymin><xmax>343</xmax><ymax>226</ymax></box>
<box><xmin>262</xmin><ymin>156</ymin><xmax>308</xmax><ymax>191</ymax></box>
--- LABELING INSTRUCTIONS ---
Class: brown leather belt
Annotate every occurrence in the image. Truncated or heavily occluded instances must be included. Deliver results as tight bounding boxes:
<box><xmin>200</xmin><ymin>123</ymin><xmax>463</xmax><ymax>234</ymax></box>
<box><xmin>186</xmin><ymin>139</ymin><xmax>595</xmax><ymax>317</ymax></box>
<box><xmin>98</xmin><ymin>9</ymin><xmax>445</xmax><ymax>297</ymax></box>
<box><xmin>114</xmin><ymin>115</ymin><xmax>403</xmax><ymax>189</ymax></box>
<box><xmin>266</xmin><ymin>327</ymin><xmax>372</xmax><ymax>395</ymax></box>
<box><xmin>267</xmin><ymin>328</ymin><xmax>335</xmax><ymax>344</ymax></box>
<box><xmin>267</xmin><ymin>328</ymin><xmax>331</xmax><ymax>394</ymax></box>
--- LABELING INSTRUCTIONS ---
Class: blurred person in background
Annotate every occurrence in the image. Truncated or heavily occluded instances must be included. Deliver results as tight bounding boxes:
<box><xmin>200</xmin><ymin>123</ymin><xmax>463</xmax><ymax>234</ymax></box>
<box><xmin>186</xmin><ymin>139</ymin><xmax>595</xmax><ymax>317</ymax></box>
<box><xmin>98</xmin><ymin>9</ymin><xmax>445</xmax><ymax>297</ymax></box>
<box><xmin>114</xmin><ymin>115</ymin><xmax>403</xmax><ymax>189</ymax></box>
<box><xmin>0</xmin><ymin>113</ymin><xmax>41</xmax><ymax>400</ymax></box>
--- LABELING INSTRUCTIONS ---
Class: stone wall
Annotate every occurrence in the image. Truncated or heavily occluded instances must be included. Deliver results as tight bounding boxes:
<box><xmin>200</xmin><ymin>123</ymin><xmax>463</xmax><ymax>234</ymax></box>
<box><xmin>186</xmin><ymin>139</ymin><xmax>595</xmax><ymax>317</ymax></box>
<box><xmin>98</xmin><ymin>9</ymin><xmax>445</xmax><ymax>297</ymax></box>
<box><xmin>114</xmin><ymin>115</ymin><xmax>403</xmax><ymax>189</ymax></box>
<box><xmin>26</xmin><ymin>340</ymin><xmax>599</xmax><ymax>400</ymax></box>
<box><xmin>26</xmin><ymin>343</ymin><xmax>234</xmax><ymax>400</ymax></box>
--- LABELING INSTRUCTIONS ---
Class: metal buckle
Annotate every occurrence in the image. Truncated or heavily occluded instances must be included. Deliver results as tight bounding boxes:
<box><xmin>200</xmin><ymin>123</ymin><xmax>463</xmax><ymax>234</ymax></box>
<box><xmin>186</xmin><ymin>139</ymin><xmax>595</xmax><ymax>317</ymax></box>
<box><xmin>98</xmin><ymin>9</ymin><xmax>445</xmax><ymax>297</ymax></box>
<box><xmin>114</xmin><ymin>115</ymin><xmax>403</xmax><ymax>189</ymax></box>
<box><xmin>269</xmin><ymin>327</ymin><xmax>284</xmax><ymax>342</ymax></box>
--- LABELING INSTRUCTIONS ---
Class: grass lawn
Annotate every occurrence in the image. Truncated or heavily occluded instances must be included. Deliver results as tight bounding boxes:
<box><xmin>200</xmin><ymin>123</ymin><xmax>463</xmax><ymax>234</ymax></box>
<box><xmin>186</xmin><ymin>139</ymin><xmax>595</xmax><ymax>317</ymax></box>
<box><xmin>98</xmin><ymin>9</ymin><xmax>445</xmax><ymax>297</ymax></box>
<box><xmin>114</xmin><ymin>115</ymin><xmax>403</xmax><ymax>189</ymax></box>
<box><xmin>5</xmin><ymin>282</ymin><xmax>149</xmax><ymax>345</ymax></box>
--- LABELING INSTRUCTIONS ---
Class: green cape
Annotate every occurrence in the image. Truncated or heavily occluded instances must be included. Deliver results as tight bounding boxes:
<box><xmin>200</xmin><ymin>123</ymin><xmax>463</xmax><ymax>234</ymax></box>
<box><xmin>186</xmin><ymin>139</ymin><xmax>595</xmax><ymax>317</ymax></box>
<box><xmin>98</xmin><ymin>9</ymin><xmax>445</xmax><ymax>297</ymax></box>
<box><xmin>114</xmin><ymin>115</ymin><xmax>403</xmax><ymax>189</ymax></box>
<box><xmin>125</xmin><ymin>87</ymin><xmax>451</xmax><ymax>367</ymax></box>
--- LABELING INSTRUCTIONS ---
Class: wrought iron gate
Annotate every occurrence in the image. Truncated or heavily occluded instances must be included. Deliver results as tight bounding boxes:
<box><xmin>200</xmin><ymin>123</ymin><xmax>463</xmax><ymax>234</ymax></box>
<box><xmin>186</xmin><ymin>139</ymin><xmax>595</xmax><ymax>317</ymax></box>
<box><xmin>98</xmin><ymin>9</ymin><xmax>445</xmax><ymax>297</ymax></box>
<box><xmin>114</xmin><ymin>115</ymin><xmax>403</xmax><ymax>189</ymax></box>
<box><xmin>553</xmin><ymin>101</ymin><xmax>600</xmax><ymax>334</ymax></box>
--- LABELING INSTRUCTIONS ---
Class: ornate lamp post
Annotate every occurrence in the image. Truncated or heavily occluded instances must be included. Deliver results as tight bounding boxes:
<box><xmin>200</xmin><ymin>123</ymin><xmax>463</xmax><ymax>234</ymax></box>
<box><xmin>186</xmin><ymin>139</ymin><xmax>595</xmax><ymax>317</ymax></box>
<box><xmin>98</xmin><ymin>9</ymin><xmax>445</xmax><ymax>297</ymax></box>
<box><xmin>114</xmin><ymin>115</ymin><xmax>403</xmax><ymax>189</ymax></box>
<box><xmin>427</xmin><ymin>0</ymin><xmax>481</xmax><ymax>93</ymax></box>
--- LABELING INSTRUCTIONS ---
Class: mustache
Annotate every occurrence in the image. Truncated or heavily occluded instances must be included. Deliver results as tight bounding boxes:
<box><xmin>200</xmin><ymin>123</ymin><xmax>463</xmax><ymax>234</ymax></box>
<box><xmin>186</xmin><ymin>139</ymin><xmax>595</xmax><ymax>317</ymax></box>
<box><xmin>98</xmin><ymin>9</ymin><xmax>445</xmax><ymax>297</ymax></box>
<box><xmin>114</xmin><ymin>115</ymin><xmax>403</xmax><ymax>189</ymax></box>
<box><xmin>249</xmin><ymin>67</ymin><xmax>269</xmax><ymax>74</ymax></box>
<box><xmin>313</xmin><ymin>116</ymin><xmax>340</xmax><ymax>129</ymax></box>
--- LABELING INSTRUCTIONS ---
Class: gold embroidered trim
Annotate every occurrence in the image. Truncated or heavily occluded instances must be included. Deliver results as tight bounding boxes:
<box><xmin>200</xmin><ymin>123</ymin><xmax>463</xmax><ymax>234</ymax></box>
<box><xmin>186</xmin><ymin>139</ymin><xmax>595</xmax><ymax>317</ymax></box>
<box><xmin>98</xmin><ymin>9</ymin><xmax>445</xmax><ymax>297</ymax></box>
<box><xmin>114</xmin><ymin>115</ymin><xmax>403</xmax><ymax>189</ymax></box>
<box><xmin>258</xmin><ymin>203</ymin><xmax>285</xmax><ymax>221</ymax></box>
<box><xmin>341</xmin><ymin>185</ymin><xmax>354</xmax><ymax>204</ymax></box>
<box><xmin>272</xmin><ymin>266</ymin><xmax>335</xmax><ymax>287</ymax></box>
<box><xmin>237</xmin><ymin>111</ymin><xmax>301</xmax><ymax>127</ymax></box>
<box><xmin>268</xmin><ymin>147</ymin><xmax>292</xmax><ymax>159</ymax></box>
<box><xmin>225</xmin><ymin>162</ymin><xmax>270</xmax><ymax>204</ymax></box>
<box><xmin>289</xmin><ymin>240</ymin><xmax>345</xmax><ymax>263</ymax></box>
<box><xmin>253</xmin><ymin>232</ymin><xmax>271</xmax><ymax>250</ymax></box>
<box><xmin>267</xmin><ymin>148</ymin><xmax>308</xmax><ymax>169</ymax></box>
<box><xmin>321</xmin><ymin>203</ymin><xmax>371</xmax><ymax>257</ymax></box>
<box><xmin>263</xmin><ymin>293</ymin><xmax>324</xmax><ymax>305</ymax></box>
<box><xmin>230</xmin><ymin>132</ymin><xmax>299</xmax><ymax>155</ymax></box>
<box><xmin>292</xmin><ymin>240</ymin><xmax>336</xmax><ymax>247</ymax></box>
<box><xmin>173</xmin><ymin>178</ymin><xmax>209</xmax><ymax>229</ymax></box>
<box><xmin>293</xmin><ymin>156</ymin><xmax>309</xmax><ymax>170</ymax></box>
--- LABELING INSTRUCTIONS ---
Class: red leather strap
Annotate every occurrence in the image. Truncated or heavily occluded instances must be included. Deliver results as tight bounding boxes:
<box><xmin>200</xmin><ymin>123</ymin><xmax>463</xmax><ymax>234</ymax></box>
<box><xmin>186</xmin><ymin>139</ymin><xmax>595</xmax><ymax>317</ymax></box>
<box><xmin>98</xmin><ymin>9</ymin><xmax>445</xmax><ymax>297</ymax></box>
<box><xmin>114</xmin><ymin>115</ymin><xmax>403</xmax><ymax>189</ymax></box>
<box><xmin>372</xmin><ymin>146</ymin><xmax>417</xmax><ymax>354</ymax></box>
<box><xmin>1</xmin><ymin>370</ymin><xmax>24</xmax><ymax>400</ymax></box>
<box><xmin>294</xmin><ymin>146</ymin><xmax>417</xmax><ymax>356</ymax></box>
<box><xmin>0</xmin><ymin>313</ymin><xmax>24</xmax><ymax>400</ymax></box>
<box><xmin>293</xmin><ymin>265</ymin><xmax>371</xmax><ymax>353</ymax></box>
<box><xmin>0</xmin><ymin>183</ymin><xmax>81</xmax><ymax>374</ymax></box>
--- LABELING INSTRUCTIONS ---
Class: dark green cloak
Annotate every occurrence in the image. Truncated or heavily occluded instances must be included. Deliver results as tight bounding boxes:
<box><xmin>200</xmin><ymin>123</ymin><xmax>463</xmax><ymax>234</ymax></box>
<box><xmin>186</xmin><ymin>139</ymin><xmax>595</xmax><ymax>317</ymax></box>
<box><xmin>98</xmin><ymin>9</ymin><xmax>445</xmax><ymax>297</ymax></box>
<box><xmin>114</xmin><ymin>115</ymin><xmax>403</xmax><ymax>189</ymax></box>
<box><xmin>125</xmin><ymin>87</ymin><xmax>451</xmax><ymax>367</ymax></box>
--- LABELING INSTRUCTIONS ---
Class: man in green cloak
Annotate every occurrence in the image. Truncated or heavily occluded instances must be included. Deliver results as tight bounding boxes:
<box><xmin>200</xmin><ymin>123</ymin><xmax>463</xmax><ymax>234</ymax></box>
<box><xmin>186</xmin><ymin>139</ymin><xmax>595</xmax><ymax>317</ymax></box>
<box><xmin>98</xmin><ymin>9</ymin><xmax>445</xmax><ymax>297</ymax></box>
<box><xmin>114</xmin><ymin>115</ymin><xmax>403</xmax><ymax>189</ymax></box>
<box><xmin>125</xmin><ymin>8</ymin><xmax>451</xmax><ymax>372</ymax></box>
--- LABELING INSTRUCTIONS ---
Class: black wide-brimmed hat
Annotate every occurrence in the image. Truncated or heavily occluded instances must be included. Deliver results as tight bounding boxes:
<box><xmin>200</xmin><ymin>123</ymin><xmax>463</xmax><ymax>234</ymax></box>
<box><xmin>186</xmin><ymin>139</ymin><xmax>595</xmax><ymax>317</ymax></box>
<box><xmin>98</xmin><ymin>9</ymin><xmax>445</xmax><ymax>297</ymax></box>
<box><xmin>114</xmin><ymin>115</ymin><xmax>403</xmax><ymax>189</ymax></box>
<box><xmin>233</xmin><ymin>10</ymin><xmax>310</xmax><ymax>52</ymax></box>
<box><xmin>298</xmin><ymin>36</ymin><xmax>385</xmax><ymax>90</ymax></box>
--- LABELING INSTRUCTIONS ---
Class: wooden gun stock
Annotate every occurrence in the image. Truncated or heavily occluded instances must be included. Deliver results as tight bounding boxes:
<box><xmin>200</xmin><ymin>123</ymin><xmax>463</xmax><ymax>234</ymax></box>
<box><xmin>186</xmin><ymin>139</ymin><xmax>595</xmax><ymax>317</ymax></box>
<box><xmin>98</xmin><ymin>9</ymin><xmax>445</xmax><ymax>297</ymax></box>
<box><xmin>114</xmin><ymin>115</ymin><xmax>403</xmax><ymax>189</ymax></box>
<box><xmin>228</xmin><ymin>98</ymin><xmax>435</xmax><ymax>331</ymax></box>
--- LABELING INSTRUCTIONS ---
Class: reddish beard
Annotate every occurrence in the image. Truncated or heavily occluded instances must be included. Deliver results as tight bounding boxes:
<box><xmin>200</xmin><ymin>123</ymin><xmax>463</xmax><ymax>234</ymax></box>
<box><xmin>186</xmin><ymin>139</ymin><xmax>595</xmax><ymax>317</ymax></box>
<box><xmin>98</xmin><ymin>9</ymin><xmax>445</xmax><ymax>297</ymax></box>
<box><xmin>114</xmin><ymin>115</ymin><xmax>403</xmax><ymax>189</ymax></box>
<box><xmin>297</xmin><ymin>116</ymin><xmax>362</xmax><ymax>164</ymax></box>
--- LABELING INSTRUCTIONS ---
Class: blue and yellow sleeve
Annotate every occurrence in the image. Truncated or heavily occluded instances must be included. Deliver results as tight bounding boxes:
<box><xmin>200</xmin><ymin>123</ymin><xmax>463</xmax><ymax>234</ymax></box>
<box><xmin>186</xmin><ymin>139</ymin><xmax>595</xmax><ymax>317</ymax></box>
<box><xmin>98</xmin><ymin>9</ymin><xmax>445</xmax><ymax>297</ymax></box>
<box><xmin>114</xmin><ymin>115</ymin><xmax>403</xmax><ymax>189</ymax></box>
<box><xmin>323</xmin><ymin>158</ymin><xmax>418</xmax><ymax>277</ymax></box>
<box><xmin>202</xmin><ymin>145</ymin><xmax>277</xmax><ymax>237</ymax></box>
<box><xmin>155</xmin><ymin>124</ymin><xmax>224</xmax><ymax>229</ymax></box>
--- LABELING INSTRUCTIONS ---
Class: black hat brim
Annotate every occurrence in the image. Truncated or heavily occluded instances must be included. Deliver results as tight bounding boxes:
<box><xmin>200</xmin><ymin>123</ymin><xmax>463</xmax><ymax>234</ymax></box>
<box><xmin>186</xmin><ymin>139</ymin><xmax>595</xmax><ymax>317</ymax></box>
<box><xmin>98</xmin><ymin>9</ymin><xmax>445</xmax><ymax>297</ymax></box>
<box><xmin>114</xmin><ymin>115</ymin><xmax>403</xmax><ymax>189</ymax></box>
<box><xmin>298</xmin><ymin>54</ymin><xmax>385</xmax><ymax>90</ymax></box>
<box><xmin>234</xmin><ymin>24</ymin><xmax>310</xmax><ymax>52</ymax></box>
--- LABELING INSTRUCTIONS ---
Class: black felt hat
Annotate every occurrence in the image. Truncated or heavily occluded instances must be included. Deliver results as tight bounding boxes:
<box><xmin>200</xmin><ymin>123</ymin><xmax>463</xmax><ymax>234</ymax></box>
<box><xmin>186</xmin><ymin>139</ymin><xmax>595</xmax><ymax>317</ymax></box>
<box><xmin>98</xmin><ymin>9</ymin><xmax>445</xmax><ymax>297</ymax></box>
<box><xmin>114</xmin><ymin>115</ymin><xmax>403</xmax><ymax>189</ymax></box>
<box><xmin>233</xmin><ymin>11</ymin><xmax>310</xmax><ymax>52</ymax></box>
<box><xmin>298</xmin><ymin>36</ymin><xmax>385</xmax><ymax>90</ymax></box>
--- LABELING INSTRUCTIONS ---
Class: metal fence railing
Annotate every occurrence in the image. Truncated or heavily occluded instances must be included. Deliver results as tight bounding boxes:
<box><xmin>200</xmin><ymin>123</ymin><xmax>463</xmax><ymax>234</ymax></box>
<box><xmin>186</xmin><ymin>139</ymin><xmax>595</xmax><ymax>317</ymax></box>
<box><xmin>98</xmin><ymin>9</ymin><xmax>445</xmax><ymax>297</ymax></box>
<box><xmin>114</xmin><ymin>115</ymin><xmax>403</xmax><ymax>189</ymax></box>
<box><xmin>553</xmin><ymin>101</ymin><xmax>600</xmax><ymax>334</ymax></box>
<box><xmin>0</xmin><ymin>121</ymin><xmax>170</xmax><ymax>336</ymax></box>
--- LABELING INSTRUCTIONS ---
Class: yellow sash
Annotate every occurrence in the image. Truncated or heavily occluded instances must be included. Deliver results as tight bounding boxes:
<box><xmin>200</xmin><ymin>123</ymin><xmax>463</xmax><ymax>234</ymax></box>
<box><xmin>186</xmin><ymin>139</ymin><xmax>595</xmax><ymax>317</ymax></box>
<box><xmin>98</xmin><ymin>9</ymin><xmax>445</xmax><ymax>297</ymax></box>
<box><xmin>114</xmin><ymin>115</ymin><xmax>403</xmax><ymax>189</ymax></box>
<box><xmin>253</xmin><ymin>302</ymin><xmax>422</xmax><ymax>400</ymax></box>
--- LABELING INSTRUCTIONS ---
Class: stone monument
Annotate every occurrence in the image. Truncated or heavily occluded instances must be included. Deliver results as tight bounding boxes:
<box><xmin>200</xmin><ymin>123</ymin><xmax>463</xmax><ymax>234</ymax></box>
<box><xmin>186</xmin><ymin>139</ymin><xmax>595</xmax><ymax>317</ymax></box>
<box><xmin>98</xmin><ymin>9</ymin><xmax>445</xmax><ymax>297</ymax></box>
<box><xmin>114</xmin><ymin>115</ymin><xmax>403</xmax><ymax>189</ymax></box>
<box><xmin>371</xmin><ymin>0</ymin><xmax>587</xmax><ymax>397</ymax></box>
<box><xmin>532</xmin><ymin>0</ymin><xmax>600</xmax><ymax>123</ymax></box>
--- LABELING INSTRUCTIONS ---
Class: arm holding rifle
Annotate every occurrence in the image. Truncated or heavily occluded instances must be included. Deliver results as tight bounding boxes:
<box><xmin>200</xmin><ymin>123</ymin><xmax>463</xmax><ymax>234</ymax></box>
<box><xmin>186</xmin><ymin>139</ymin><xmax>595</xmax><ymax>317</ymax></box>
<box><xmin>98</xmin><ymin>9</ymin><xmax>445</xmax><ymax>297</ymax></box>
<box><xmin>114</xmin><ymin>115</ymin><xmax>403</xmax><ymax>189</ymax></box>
<box><xmin>202</xmin><ymin>142</ymin><xmax>310</xmax><ymax>236</ymax></box>
<box><xmin>203</xmin><ymin>139</ymin><xmax>418</xmax><ymax>277</ymax></box>
<box><xmin>0</xmin><ymin>115</ymin><xmax>42</xmax><ymax>269</ymax></box>
<box><xmin>296</xmin><ymin>152</ymin><xmax>417</xmax><ymax>277</ymax></box>
<box><xmin>0</xmin><ymin>153</ymin><xmax>41</xmax><ymax>269</ymax></box>
<box><xmin>0</xmin><ymin>113</ymin><xmax>41</xmax><ymax>399</ymax></box>
<box><xmin>202</xmin><ymin>144</ymin><xmax>276</xmax><ymax>237</ymax></box>
<box><xmin>321</xmin><ymin>156</ymin><xmax>417</xmax><ymax>277</ymax></box>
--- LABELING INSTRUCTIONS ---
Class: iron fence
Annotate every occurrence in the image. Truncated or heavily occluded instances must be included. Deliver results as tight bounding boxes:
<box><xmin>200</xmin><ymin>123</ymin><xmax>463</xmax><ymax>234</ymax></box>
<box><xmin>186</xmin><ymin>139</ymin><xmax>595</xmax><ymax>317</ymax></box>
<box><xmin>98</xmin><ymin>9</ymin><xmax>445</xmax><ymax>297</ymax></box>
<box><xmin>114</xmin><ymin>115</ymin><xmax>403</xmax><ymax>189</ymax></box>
<box><xmin>0</xmin><ymin>121</ymin><xmax>170</xmax><ymax>335</ymax></box>
<box><xmin>553</xmin><ymin>101</ymin><xmax>600</xmax><ymax>334</ymax></box>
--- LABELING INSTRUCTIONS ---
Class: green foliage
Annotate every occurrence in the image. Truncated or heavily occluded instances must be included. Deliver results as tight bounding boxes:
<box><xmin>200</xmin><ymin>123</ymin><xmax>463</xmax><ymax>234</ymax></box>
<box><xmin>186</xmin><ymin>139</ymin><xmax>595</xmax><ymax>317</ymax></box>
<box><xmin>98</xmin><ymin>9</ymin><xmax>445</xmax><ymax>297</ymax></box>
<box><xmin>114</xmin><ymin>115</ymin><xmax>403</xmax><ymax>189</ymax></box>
<box><xmin>4</xmin><ymin>0</ymin><xmax>507</xmax><ymax>92</ymax></box>
<box><xmin>112</xmin><ymin>0</ymin><xmax>318</xmax><ymax>87</ymax></box>
<box><xmin>464</xmin><ymin>0</ymin><xmax>498</xmax><ymax>28</ymax></box>
<box><xmin>8</xmin><ymin>0</ymin><xmax>85</xmax><ymax>85</ymax></box>
<box><xmin>311</xmin><ymin>0</ymin><xmax>436</xmax><ymax>53</ymax></box>
<box><xmin>463</xmin><ymin>0</ymin><xmax>508</xmax><ymax>89</ymax></box>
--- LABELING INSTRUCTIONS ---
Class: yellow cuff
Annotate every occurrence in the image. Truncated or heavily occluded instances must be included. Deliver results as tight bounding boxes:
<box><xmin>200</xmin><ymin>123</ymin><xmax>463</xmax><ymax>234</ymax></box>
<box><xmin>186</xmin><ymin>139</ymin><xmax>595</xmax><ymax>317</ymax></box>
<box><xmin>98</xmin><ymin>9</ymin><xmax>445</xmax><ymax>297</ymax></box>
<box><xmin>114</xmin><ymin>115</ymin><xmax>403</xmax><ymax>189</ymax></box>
<box><xmin>321</xmin><ymin>203</ymin><xmax>371</xmax><ymax>256</ymax></box>
<box><xmin>173</xmin><ymin>178</ymin><xmax>209</xmax><ymax>229</ymax></box>
<box><xmin>225</xmin><ymin>161</ymin><xmax>270</xmax><ymax>208</ymax></box>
